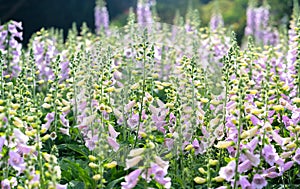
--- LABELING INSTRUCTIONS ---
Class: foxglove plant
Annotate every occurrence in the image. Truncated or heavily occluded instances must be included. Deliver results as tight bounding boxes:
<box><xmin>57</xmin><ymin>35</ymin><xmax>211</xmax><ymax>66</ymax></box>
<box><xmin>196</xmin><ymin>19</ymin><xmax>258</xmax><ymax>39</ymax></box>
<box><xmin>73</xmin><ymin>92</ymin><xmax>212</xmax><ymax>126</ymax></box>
<box><xmin>95</xmin><ymin>0</ymin><xmax>109</xmax><ymax>35</ymax></box>
<box><xmin>0</xmin><ymin>21</ymin><xmax>22</xmax><ymax>78</ymax></box>
<box><xmin>137</xmin><ymin>0</ymin><xmax>153</xmax><ymax>26</ymax></box>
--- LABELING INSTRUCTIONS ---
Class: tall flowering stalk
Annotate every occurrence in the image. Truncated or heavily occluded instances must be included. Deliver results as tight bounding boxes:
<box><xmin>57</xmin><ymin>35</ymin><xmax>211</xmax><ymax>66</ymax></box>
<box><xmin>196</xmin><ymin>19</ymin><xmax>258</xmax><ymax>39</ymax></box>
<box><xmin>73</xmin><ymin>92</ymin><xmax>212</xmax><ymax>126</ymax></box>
<box><xmin>0</xmin><ymin>21</ymin><xmax>22</xmax><ymax>78</ymax></box>
<box><xmin>137</xmin><ymin>0</ymin><xmax>153</xmax><ymax>26</ymax></box>
<box><xmin>244</xmin><ymin>0</ymin><xmax>278</xmax><ymax>46</ymax></box>
<box><xmin>95</xmin><ymin>0</ymin><xmax>109</xmax><ymax>35</ymax></box>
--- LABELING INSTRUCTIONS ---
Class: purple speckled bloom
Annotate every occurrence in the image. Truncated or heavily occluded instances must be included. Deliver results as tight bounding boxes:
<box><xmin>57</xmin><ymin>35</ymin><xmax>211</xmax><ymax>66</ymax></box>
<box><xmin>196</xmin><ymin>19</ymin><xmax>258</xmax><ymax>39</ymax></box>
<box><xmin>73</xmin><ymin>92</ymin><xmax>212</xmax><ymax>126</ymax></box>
<box><xmin>293</xmin><ymin>148</ymin><xmax>300</xmax><ymax>165</ymax></box>
<box><xmin>219</xmin><ymin>160</ymin><xmax>236</xmax><ymax>181</ymax></box>
<box><xmin>239</xmin><ymin>176</ymin><xmax>251</xmax><ymax>189</ymax></box>
<box><xmin>107</xmin><ymin>136</ymin><xmax>120</xmax><ymax>152</ymax></box>
<box><xmin>60</xmin><ymin>114</ymin><xmax>69</xmax><ymax>127</ymax></box>
<box><xmin>192</xmin><ymin>138</ymin><xmax>204</xmax><ymax>155</ymax></box>
<box><xmin>42</xmin><ymin>112</ymin><xmax>55</xmax><ymax>131</ymax></box>
<box><xmin>0</xmin><ymin>136</ymin><xmax>5</xmax><ymax>152</ymax></box>
<box><xmin>262</xmin><ymin>144</ymin><xmax>279</xmax><ymax>166</ymax></box>
<box><xmin>121</xmin><ymin>168</ymin><xmax>142</xmax><ymax>189</ymax></box>
<box><xmin>251</xmin><ymin>174</ymin><xmax>267</xmax><ymax>189</ymax></box>
<box><xmin>278</xmin><ymin>161</ymin><xmax>294</xmax><ymax>174</ymax></box>
<box><xmin>13</xmin><ymin>128</ymin><xmax>29</xmax><ymax>144</ymax></box>
<box><xmin>85</xmin><ymin>135</ymin><xmax>98</xmax><ymax>151</ymax></box>
<box><xmin>145</xmin><ymin>163</ymin><xmax>171</xmax><ymax>189</ymax></box>
<box><xmin>127</xmin><ymin>113</ymin><xmax>139</xmax><ymax>128</ymax></box>
<box><xmin>1</xmin><ymin>179</ymin><xmax>10</xmax><ymax>189</ymax></box>
<box><xmin>8</xmin><ymin>151</ymin><xmax>26</xmax><ymax>175</ymax></box>
<box><xmin>238</xmin><ymin>160</ymin><xmax>252</xmax><ymax>173</ymax></box>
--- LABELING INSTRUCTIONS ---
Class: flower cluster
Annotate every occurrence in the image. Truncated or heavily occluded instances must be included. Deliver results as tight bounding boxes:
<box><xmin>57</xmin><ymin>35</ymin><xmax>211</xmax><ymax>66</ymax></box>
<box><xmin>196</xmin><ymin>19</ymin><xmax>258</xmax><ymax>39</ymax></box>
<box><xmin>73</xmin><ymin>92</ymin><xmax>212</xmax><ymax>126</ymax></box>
<box><xmin>0</xmin><ymin>0</ymin><xmax>300</xmax><ymax>189</ymax></box>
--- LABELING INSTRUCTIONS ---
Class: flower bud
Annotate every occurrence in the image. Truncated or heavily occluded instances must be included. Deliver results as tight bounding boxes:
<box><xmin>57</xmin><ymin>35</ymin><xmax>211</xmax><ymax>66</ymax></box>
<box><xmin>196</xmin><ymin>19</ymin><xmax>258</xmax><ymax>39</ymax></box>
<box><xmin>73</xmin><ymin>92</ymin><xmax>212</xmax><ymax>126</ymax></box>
<box><xmin>194</xmin><ymin>177</ymin><xmax>206</xmax><ymax>184</ymax></box>
<box><xmin>185</xmin><ymin>144</ymin><xmax>194</xmax><ymax>151</ymax></box>
<box><xmin>198</xmin><ymin>167</ymin><xmax>207</xmax><ymax>174</ymax></box>
<box><xmin>209</xmin><ymin>159</ymin><xmax>218</xmax><ymax>166</ymax></box>
<box><xmin>89</xmin><ymin>162</ymin><xmax>98</xmax><ymax>169</ymax></box>
<box><xmin>89</xmin><ymin>155</ymin><xmax>97</xmax><ymax>161</ymax></box>
<box><xmin>104</xmin><ymin>161</ymin><xmax>117</xmax><ymax>169</ymax></box>
<box><xmin>93</xmin><ymin>174</ymin><xmax>101</xmax><ymax>181</ymax></box>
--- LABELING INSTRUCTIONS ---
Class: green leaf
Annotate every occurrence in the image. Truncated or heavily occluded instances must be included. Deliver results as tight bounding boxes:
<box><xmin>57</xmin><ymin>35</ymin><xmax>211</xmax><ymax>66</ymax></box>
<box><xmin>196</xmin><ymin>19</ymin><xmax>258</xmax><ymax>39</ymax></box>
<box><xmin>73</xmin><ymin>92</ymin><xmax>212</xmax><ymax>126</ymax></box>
<box><xmin>58</xmin><ymin>144</ymin><xmax>89</xmax><ymax>158</ymax></box>
<box><xmin>106</xmin><ymin>176</ymin><xmax>124</xmax><ymax>189</ymax></box>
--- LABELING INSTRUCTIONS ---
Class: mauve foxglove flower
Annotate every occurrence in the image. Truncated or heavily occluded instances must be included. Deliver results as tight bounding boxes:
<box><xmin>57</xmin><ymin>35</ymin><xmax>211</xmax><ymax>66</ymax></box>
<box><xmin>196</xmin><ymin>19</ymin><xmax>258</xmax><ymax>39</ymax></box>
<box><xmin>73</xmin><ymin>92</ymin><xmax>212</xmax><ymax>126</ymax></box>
<box><xmin>243</xmin><ymin>150</ymin><xmax>260</xmax><ymax>167</ymax></box>
<box><xmin>129</xmin><ymin>148</ymin><xmax>145</xmax><ymax>157</ymax></box>
<box><xmin>192</xmin><ymin>138</ymin><xmax>204</xmax><ymax>155</ymax></box>
<box><xmin>219</xmin><ymin>160</ymin><xmax>236</xmax><ymax>181</ymax></box>
<box><xmin>250</xmin><ymin>115</ymin><xmax>261</xmax><ymax>126</ymax></box>
<box><xmin>16</xmin><ymin>143</ymin><xmax>35</xmax><ymax>155</ymax></box>
<box><xmin>8</xmin><ymin>151</ymin><xmax>26</xmax><ymax>175</ymax></box>
<box><xmin>262</xmin><ymin>144</ymin><xmax>279</xmax><ymax>166</ymax></box>
<box><xmin>127</xmin><ymin>113</ymin><xmax>139</xmax><ymax>128</ymax></box>
<box><xmin>107</xmin><ymin>136</ymin><xmax>119</xmax><ymax>152</ymax></box>
<box><xmin>210</xmin><ymin>12</ymin><xmax>224</xmax><ymax>31</ymax></box>
<box><xmin>293</xmin><ymin>148</ymin><xmax>300</xmax><ymax>164</ymax></box>
<box><xmin>59</xmin><ymin>61</ymin><xmax>70</xmax><ymax>83</ymax></box>
<box><xmin>262</xmin><ymin>167</ymin><xmax>280</xmax><ymax>179</ymax></box>
<box><xmin>56</xmin><ymin>183</ymin><xmax>68</xmax><ymax>189</ymax></box>
<box><xmin>147</xmin><ymin>163</ymin><xmax>171</xmax><ymax>188</ymax></box>
<box><xmin>125</xmin><ymin>156</ymin><xmax>143</xmax><ymax>170</ymax></box>
<box><xmin>278</xmin><ymin>161</ymin><xmax>294</xmax><ymax>174</ymax></box>
<box><xmin>85</xmin><ymin>135</ymin><xmax>98</xmax><ymax>151</ymax></box>
<box><xmin>169</xmin><ymin>112</ymin><xmax>176</xmax><ymax>125</ymax></box>
<box><xmin>121</xmin><ymin>168</ymin><xmax>142</xmax><ymax>189</ymax></box>
<box><xmin>42</xmin><ymin>112</ymin><xmax>55</xmax><ymax>131</ymax></box>
<box><xmin>108</xmin><ymin>124</ymin><xmax>120</xmax><ymax>138</ymax></box>
<box><xmin>251</xmin><ymin>174</ymin><xmax>267</xmax><ymax>189</ymax></box>
<box><xmin>239</xmin><ymin>176</ymin><xmax>251</xmax><ymax>189</ymax></box>
<box><xmin>164</xmin><ymin>138</ymin><xmax>174</xmax><ymax>151</ymax></box>
<box><xmin>60</xmin><ymin>114</ymin><xmax>69</xmax><ymax>127</ymax></box>
<box><xmin>125</xmin><ymin>100</ymin><xmax>136</xmax><ymax>112</ymax></box>
<box><xmin>238</xmin><ymin>160</ymin><xmax>252</xmax><ymax>173</ymax></box>
<box><xmin>59</xmin><ymin>127</ymin><xmax>70</xmax><ymax>136</ymax></box>
<box><xmin>1</xmin><ymin>179</ymin><xmax>10</xmax><ymax>189</ymax></box>
<box><xmin>0</xmin><ymin>136</ymin><xmax>5</xmax><ymax>152</ymax></box>
<box><xmin>13</xmin><ymin>128</ymin><xmax>29</xmax><ymax>144</ymax></box>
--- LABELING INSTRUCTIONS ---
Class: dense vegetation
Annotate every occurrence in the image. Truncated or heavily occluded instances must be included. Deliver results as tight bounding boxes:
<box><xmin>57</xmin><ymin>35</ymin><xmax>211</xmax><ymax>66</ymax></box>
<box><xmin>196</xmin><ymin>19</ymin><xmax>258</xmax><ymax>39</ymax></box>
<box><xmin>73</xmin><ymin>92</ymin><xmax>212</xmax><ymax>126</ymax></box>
<box><xmin>1</xmin><ymin>0</ymin><xmax>300</xmax><ymax>188</ymax></box>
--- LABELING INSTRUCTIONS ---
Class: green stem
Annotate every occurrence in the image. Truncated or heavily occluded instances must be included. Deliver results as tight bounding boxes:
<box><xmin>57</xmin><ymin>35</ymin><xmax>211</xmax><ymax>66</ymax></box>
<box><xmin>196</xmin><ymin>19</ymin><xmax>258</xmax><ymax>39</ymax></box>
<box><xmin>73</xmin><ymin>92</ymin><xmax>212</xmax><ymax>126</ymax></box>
<box><xmin>233</xmin><ymin>81</ymin><xmax>243</xmax><ymax>189</ymax></box>
<box><xmin>134</xmin><ymin>42</ymin><xmax>147</xmax><ymax>148</ymax></box>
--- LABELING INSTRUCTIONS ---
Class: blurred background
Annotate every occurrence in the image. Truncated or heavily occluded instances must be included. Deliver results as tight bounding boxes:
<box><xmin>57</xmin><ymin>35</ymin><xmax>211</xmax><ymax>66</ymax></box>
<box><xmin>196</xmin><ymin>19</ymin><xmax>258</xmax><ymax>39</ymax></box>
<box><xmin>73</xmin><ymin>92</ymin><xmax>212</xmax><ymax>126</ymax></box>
<box><xmin>0</xmin><ymin>0</ymin><xmax>296</xmax><ymax>44</ymax></box>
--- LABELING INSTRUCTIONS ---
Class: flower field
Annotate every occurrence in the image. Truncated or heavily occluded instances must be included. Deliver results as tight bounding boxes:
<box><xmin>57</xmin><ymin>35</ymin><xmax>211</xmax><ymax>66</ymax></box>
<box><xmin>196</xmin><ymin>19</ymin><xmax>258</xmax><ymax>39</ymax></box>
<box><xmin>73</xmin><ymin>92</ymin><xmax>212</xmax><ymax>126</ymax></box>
<box><xmin>1</xmin><ymin>0</ymin><xmax>300</xmax><ymax>188</ymax></box>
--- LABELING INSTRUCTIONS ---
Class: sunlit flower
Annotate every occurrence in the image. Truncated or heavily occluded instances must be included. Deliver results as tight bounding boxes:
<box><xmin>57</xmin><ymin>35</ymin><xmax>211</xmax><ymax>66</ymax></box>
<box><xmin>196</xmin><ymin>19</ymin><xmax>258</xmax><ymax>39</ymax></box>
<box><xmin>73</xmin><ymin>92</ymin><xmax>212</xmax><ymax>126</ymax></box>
<box><xmin>107</xmin><ymin>136</ymin><xmax>120</xmax><ymax>152</ymax></box>
<box><xmin>251</xmin><ymin>174</ymin><xmax>267</xmax><ymax>189</ymax></box>
<box><xmin>125</xmin><ymin>156</ymin><xmax>143</xmax><ymax>170</ymax></box>
<box><xmin>293</xmin><ymin>148</ymin><xmax>300</xmax><ymax>164</ymax></box>
<box><xmin>219</xmin><ymin>160</ymin><xmax>236</xmax><ymax>181</ymax></box>
<box><xmin>262</xmin><ymin>144</ymin><xmax>279</xmax><ymax>166</ymax></box>
<box><xmin>121</xmin><ymin>169</ymin><xmax>142</xmax><ymax>189</ymax></box>
<box><xmin>8</xmin><ymin>151</ymin><xmax>26</xmax><ymax>175</ymax></box>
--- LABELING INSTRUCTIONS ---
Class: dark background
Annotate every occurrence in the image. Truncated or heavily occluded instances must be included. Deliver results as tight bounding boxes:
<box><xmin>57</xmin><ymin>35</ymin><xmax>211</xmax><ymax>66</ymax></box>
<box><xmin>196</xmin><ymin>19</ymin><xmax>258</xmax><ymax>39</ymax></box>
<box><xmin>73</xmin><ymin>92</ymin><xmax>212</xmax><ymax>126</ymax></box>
<box><xmin>0</xmin><ymin>0</ymin><xmax>296</xmax><ymax>44</ymax></box>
